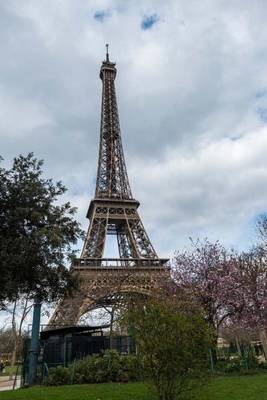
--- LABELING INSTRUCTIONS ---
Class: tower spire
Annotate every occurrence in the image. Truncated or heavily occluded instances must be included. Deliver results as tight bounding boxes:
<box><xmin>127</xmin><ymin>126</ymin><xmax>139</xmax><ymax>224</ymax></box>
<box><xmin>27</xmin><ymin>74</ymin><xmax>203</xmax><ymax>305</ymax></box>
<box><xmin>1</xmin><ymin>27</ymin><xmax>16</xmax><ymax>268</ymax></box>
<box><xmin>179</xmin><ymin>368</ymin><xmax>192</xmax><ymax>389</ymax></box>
<box><xmin>105</xmin><ymin>43</ymin><xmax>109</xmax><ymax>62</ymax></box>
<box><xmin>97</xmin><ymin>46</ymin><xmax>131</xmax><ymax>199</ymax></box>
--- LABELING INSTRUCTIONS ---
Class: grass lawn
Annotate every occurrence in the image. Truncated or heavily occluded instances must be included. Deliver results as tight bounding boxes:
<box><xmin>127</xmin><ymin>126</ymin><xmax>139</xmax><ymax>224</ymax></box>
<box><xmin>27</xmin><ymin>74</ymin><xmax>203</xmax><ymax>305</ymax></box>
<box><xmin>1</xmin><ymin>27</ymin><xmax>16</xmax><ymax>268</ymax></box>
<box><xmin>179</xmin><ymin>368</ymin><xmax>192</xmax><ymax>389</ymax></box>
<box><xmin>0</xmin><ymin>374</ymin><xmax>266</xmax><ymax>400</ymax></box>
<box><xmin>0</xmin><ymin>366</ymin><xmax>21</xmax><ymax>377</ymax></box>
<box><xmin>192</xmin><ymin>374</ymin><xmax>267</xmax><ymax>400</ymax></box>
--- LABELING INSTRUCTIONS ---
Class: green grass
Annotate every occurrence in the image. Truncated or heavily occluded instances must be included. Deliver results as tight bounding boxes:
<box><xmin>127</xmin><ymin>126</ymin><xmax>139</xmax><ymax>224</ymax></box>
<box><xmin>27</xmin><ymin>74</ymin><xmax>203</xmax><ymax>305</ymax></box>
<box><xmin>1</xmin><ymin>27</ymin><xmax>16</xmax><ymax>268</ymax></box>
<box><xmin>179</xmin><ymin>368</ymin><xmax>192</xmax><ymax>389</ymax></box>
<box><xmin>0</xmin><ymin>366</ymin><xmax>21</xmax><ymax>377</ymax></box>
<box><xmin>192</xmin><ymin>374</ymin><xmax>267</xmax><ymax>400</ymax></box>
<box><xmin>0</xmin><ymin>382</ymin><xmax>156</xmax><ymax>400</ymax></box>
<box><xmin>0</xmin><ymin>374</ymin><xmax>266</xmax><ymax>400</ymax></box>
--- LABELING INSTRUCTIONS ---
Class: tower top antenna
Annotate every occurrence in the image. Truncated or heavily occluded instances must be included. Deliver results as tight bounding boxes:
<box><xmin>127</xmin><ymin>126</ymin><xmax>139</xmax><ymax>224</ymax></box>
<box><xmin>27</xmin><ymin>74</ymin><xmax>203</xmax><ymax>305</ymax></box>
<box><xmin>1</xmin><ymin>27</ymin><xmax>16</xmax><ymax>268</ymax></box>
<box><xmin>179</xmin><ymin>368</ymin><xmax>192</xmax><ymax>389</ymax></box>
<box><xmin>105</xmin><ymin>43</ymin><xmax>109</xmax><ymax>62</ymax></box>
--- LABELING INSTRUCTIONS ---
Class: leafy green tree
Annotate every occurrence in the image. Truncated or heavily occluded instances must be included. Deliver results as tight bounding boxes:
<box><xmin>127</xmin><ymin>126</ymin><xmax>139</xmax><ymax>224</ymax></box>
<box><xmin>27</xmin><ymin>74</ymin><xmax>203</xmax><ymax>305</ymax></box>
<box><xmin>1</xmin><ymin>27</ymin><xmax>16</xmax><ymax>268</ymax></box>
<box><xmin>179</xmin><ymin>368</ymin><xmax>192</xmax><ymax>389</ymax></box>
<box><xmin>128</xmin><ymin>292</ymin><xmax>211</xmax><ymax>400</ymax></box>
<box><xmin>0</xmin><ymin>153</ymin><xmax>83</xmax><ymax>307</ymax></box>
<box><xmin>0</xmin><ymin>328</ymin><xmax>17</xmax><ymax>354</ymax></box>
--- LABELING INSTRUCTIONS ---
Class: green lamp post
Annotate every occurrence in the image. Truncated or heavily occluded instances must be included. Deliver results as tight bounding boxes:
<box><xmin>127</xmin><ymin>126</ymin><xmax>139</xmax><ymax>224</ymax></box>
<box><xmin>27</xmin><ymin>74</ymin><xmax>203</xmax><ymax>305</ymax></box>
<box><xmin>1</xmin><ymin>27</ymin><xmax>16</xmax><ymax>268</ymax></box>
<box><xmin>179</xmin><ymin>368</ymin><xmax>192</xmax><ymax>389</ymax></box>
<box><xmin>28</xmin><ymin>298</ymin><xmax>41</xmax><ymax>386</ymax></box>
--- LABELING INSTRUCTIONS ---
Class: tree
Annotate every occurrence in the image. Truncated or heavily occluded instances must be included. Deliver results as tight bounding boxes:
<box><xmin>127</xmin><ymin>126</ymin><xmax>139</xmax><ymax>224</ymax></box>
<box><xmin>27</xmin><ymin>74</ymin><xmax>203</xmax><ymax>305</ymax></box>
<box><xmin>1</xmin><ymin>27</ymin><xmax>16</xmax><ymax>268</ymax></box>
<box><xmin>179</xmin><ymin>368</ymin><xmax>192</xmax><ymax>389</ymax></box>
<box><xmin>127</xmin><ymin>292</ymin><xmax>211</xmax><ymax>400</ymax></box>
<box><xmin>172</xmin><ymin>238</ymin><xmax>267</xmax><ymax>361</ymax></box>
<box><xmin>230</xmin><ymin>247</ymin><xmax>266</xmax><ymax>329</ymax></box>
<box><xmin>0</xmin><ymin>153</ymin><xmax>83</xmax><ymax>307</ymax></box>
<box><xmin>227</xmin><ymin>246</ymin><xmax>267</xmax><ymax>358</ymax></box>
<box><xmin>257</xmin><ymin>214</ymin><xmax>267</xmax><ymax>246</ymax></box>
<box><xmin>253</xmin><ymin>217</ymin><xmax>267</xmax><ymax>357</ymax></box>
<box><xmin>172</xmin><ymin>239</ymin><xmax>238</xmax><ymax>342</ymax></box>
<box><xmin>4</xmin><ymin>297</ymin><xmax>32</xmax><ymax>374</ymax></box>
<box><xmin>0</xmin><ymin>328</ymin><xmax>19</xmax><ymax>354</ymax></box>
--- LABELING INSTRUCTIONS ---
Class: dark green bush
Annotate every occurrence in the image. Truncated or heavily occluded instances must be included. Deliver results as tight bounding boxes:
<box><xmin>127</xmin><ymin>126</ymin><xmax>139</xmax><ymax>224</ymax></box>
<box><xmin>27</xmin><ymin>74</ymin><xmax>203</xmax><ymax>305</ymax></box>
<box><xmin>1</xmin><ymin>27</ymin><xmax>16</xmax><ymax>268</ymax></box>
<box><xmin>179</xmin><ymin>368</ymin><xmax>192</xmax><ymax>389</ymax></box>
<box><xmin>72</xmin><ymin>350</ymin><xmax>143</xmax><ymax>385</ymax></box>
<box><xmin>246</xmin><ymin>352</ymin><xmax>260</xmax><ymax>370</ymax></box>
<box><xmin>258</xmin><ymin>361</ymin><xmax>267</xmax><ymax>370</ymax></box>
<box><xmin>121</xmin><ymin>353</ymin><xmax>144</xmax><ymax>381</ymax></box>
<box><xmin>222</xmin><ymin>352</ymin><xmax>263</xmax><ymax>374</ymax></box>
<box><xmin>45</xmin><ymin>366</ymin><xmax>70</xmax><ymax>386</ymax></box>
<box><xmin>224</xmin><ymin>358</ymin><xmax>243</xmax><ymax>373</ymax></box>
<box><xmin>71</xmin><ymin>354</ymin><xmax>99</xmax><ymax>384</ymax></box>
<box><xmin>45</xmin><ymin>350</ymin><xmax>143</xmax><ymax>386</ymax></box>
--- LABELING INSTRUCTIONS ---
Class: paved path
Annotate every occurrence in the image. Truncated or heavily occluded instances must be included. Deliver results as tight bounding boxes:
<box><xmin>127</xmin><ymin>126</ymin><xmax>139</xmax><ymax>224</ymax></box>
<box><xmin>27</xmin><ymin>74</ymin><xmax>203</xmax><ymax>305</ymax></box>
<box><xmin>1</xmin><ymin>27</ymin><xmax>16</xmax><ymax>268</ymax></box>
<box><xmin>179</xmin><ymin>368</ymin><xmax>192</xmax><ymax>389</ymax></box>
<box><xmin>0</xmin><ymin>376</ymin><xmax>21</xmax><ymax>391</ymax></box>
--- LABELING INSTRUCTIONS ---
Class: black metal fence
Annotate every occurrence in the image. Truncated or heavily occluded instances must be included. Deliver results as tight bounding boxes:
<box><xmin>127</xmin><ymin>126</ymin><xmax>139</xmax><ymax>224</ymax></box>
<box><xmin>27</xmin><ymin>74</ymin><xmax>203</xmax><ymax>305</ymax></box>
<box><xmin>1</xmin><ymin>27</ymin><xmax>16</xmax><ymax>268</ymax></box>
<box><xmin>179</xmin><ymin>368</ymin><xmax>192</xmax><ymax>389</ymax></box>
<box><xmin>22</xmin><ymin>335</ymin><xmax>135</xmax><ymax>386</ymax></box>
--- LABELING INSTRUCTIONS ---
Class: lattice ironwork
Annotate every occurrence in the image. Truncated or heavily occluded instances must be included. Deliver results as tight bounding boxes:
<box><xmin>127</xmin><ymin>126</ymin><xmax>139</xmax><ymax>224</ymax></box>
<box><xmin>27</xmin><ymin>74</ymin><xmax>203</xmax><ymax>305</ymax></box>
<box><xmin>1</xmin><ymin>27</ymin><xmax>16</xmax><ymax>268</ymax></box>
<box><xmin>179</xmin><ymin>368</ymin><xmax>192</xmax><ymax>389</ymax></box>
<box><xmin>81</xmin><ymin>47</ymin><xmax>161</xmax><ymax>262</ymax></box>
<box><xmin>49</xmin><ymin>266</ymin><xmax>171</xmax><ymax>327</ymax></box>
<box><xmin>95</xmin><ymin>53</ymin><xmax>132</xmax><ymax>200</ymax></box>
<box><xmin>81</xmin><ymin>202</ymin><xmax>158</xmax><ymax>260</ymax></box>
<box><xmin>48</xmin><ymin>47</ymin><xmax>170</xmax><ymax>328</ymax></box>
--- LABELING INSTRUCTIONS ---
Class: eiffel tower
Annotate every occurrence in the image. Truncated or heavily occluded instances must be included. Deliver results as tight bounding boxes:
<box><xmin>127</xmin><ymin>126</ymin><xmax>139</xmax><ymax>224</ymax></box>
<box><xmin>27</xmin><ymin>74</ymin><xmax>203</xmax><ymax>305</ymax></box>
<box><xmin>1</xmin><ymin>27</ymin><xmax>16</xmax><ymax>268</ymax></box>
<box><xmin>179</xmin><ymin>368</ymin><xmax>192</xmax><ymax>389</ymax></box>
<box><xmin>50</xmin><ymin>46</ymin><xmax>170</xmax><ymax>327</ymax></box>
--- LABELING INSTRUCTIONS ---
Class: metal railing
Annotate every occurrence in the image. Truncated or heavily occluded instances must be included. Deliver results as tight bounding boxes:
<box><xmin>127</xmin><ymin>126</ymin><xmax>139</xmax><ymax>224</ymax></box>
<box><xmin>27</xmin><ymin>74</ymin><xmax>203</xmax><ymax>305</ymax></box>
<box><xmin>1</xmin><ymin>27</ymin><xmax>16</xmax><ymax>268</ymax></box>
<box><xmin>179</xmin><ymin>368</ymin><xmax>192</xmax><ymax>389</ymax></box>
<box><xmin>72</xmin><ymin>257</ymin><xmax>169</xmax><ymax>269</ymax></box>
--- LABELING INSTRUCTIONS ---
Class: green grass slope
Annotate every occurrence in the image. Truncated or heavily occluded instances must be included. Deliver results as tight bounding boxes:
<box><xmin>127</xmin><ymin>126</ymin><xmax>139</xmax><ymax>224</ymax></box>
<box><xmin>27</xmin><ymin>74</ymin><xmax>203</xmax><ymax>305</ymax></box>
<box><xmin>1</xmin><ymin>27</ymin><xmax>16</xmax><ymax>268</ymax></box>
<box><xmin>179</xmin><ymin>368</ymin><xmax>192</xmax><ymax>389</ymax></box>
<box><xmin>192</xmin><ymin>374</ymin><xmax>267</xmax><ymax>400</ymax></box>
<box><xmin>0</xmin><ymin>374</ymin><xmax>266</xmax><ymax>400</ymax></box>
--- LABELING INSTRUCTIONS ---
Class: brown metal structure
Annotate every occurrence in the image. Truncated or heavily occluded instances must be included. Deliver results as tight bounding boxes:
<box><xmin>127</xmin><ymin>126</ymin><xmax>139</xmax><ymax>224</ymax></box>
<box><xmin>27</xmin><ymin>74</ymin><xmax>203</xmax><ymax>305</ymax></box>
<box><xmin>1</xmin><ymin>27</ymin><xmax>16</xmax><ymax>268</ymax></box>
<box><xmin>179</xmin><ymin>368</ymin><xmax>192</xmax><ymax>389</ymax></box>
<box><xmin>49</xmin><ymin>47</ymin><xmax>170</xmax><ymax>327</ymax></box>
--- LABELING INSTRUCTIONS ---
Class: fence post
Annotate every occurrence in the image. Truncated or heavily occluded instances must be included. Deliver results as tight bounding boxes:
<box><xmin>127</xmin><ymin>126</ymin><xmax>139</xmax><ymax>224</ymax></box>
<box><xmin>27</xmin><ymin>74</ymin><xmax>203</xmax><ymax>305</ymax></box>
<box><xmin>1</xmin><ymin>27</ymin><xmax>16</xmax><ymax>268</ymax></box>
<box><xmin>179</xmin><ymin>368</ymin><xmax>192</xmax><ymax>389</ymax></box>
<box><xmin>70</xmin><ymin>360</ymin><xmax>76</xmax><ymax>385</ymax></box>
<box><xmin>209</xmin><ymin>348</ymin><xmax>215</xmax><ymax>373</ymax></box>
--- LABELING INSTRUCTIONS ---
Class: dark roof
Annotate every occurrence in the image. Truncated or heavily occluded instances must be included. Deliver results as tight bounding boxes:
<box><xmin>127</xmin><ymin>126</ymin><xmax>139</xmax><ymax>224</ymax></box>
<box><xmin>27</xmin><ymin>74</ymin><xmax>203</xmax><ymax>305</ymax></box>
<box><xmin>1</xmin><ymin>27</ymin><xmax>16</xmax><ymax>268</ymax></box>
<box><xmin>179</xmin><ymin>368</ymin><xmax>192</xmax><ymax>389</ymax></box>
<box><xmin>40</xmin><ymin>324</ymin><xmax>109</xmax><ymax>340</ymax></box>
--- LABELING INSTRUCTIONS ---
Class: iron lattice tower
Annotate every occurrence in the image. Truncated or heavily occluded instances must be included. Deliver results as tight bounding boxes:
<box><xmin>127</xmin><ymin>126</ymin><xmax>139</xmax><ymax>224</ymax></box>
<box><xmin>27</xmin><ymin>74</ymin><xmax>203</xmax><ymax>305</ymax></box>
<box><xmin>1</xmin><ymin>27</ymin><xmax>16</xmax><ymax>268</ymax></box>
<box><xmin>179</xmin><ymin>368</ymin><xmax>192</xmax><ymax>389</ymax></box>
<box><xmin>49</xmin><ymin>47</ymin><xmax>170</xmax><ymax>327</ymax></box>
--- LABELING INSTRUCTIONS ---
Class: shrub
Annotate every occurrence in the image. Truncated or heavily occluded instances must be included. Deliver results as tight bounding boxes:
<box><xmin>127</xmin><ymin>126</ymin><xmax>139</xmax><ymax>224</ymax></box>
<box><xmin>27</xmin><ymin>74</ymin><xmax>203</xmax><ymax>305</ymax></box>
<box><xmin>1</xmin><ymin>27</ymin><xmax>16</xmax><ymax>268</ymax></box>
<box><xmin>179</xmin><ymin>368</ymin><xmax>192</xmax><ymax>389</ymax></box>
<box><xmin>246</xmin><ymin>351</ymin><xmax>261</xmax><ymax>370</ymax></box>
<box><xmin>223</xmin><ymin>351</ymin><xmax>263</xmax><ymax>374</ymax></box>
<box><xmin>72</xmin><ymin>350</ymin><xmax>143</xmax><ymax>385</ymax></box>
<box><xmin>258</xmin><ymin>361</ymin><xmax>267</xmax><ymax>370</ymax></box>
<box><xmin>120</xmin><ymin>353</ymin><xmax>144</xmax><ymax>381</ymax></box>
<box><xmin>45</xmin><ymin>366</ymin><xmax>70</xmax><ymax>386</ymax></box>
<box><xmin>224</xmin><ymin>358</ymin><xmax>243</xmax><ymax>373</ymax></box>
<box><xmin>72</xmin><ymin>354</ymin><xmax>100</xmax><ymax>384</ymax></box>
<box><xmin>44</xmin><ymin>350</ymin><xmax>143</xmax><ymax>386</ymax></box>
<box><xmin>127</xmin><ymin>294</ymin><xmax>212</xmax><ymax>400</ymax></box>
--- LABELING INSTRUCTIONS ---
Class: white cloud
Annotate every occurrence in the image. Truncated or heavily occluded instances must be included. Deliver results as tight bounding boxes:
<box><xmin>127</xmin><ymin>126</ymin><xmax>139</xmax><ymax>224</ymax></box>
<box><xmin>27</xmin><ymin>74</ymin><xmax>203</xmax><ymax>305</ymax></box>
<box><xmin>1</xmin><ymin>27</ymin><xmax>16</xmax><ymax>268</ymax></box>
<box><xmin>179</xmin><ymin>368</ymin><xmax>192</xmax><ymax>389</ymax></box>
<box><xmin>130</xmin><ymin>126</ymin><xmax>267</xmax><ymax>252</ymax></box>
<box><xmin>1</xmin><ymin>0</ymin><xmax>267</xmax><ymax>258</ymax></box>
<box><xmin>0</xmin><ymin>93</ymin><xmax>53</xmax><ymax>136</ymax></box>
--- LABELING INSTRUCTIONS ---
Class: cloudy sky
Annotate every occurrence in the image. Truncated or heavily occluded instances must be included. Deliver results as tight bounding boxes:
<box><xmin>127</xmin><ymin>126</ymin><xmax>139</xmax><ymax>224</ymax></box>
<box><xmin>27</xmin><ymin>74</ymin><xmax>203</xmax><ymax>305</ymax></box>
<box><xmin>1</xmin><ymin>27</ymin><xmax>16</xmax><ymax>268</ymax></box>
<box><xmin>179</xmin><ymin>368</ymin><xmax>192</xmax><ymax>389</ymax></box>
<box><xmin>1</xmin><ymin>0</ymin><xmax>267</xmax><ymax>258</ymax></box>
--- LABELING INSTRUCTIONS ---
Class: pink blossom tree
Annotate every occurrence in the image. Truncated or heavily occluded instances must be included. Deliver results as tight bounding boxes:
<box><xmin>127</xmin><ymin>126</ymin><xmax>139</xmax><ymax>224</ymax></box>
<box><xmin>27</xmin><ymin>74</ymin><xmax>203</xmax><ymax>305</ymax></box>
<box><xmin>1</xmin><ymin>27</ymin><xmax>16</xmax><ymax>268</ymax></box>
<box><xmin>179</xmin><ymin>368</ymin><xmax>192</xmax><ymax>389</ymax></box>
<box><xmin>227</xmin><ymin>246</ymin><xmax>267</xmax><ymax>358</ymax></box>
<box><xmin>172</xmin><ymin>238</ymin><xmax>267</xmax><ymax>359</ymax></box>
<box><xmin>172</xmin><ymin>239</ymin><xmax>239</xmax><ymax>342</ymax></box>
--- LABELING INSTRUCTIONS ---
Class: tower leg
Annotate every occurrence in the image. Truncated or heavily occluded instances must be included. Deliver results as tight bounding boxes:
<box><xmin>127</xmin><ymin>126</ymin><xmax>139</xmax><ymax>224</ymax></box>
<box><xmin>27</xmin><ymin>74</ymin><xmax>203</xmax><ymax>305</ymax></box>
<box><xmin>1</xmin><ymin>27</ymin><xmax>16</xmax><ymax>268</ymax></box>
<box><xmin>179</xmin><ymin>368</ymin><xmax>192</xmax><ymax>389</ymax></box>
<box><xmin>48</xmin><ymin>295</ymin><xmax>86</xmax><ymax>327</ymax></box>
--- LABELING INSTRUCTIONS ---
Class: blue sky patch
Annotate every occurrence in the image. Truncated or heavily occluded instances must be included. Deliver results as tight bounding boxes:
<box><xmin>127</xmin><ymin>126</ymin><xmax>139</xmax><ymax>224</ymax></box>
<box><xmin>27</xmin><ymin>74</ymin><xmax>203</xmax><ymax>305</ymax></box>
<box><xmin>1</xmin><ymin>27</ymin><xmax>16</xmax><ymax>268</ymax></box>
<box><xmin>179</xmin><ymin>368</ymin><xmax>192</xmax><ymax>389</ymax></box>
<box><xmin>94</xmin><ymin>10</ymin><xmax>111</xmax><ymax>22</ymax></box>
<box><xmin>257</xmin><ymin>107</ymin><xmax>267</xmax><ymax>122</ymax></box>
<box><xmin>255</xmin><ymin>89</ymin><xmax>267</xmax><ymax>99</ymax></box>
<box><xmin>141</xmin><ymin>14</ymin><xmax>159</xmax><ymax>30</ymax></box>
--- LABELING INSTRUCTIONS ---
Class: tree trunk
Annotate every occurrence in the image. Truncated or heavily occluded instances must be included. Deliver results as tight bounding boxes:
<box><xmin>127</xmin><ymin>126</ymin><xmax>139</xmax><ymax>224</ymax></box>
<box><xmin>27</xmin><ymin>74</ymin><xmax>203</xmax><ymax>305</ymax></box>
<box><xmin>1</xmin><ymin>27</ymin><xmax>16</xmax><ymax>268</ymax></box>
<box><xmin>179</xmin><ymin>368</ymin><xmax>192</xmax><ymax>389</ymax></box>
<box><xmin>9</xmin><ymin>301</ymin><xmax>17</xmax><ymax>379</ymax></box>
<box><xmin>109</xmin><ymin>308</ymin><xmax>114</xmax><ymax>349</ymax></box>
<box><xmin>260</xmin><ymin>329</ymin><xmax>267</xmax><ymax>360</ymax></box>
<box><xmin>10</xmin><ymin>341</ymin><xmax>18</xmax><ymax>378</ymax></box>
<box><xmin>235</xmin><ymin>337</ymin><xmax>242</xmax><ymax>357</ymax></box>
<box><xmin>9</xmin><ymin>296</ymin><xmax>31</xmax><ymax>379</ymax></box>
<box><xmin>210</xmin><ymin>329</ymin><xmax>218</xmax><ymax>365</ymax></box>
